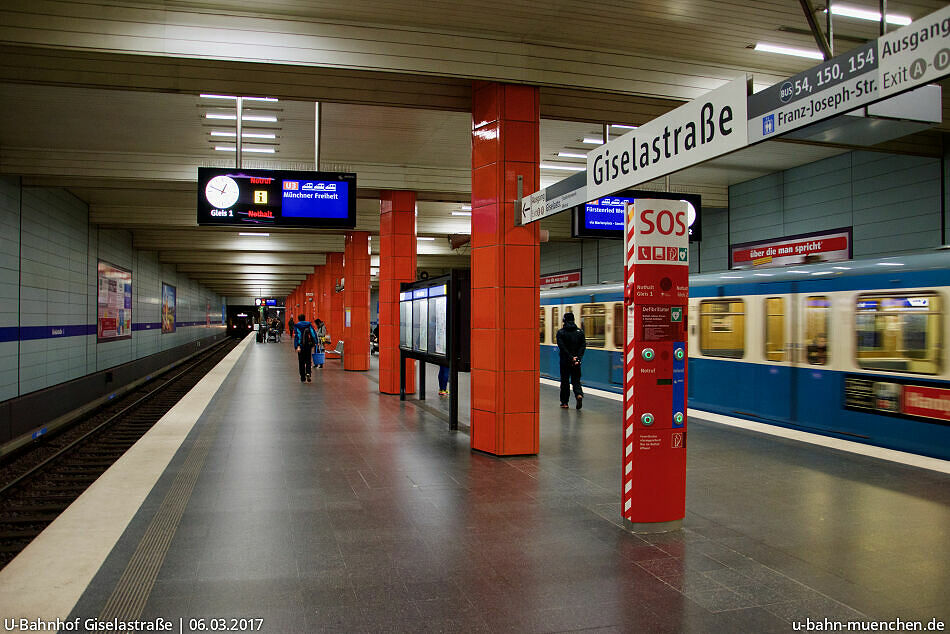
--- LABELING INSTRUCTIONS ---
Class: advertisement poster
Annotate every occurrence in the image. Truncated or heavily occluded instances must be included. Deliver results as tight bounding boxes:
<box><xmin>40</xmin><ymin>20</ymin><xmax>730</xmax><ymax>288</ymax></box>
<box><xmin>97</xmin><ymin>261</ymin><xmax>133</xmax><ymax>342</ymax></box>
<box><xmin>730</xmin><ymin>227</ymin><xmax>852</xmax><ymax>269</ymax></box>
<box><xmin>162</xmin><ymin>283</ymin><xmax>177</xmax><ymax>334</ymax></box>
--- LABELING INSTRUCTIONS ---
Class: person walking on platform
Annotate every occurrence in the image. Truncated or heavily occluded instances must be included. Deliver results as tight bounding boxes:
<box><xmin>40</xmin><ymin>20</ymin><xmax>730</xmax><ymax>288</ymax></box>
<box><xmin>293</xmin><ymin>313</ymin><xmax>319</xmax><ymax>383</ymax></box>
<box><xmin>313</xmin><ymin>318</ymin><xmax>329</xmax><ymax>368</ymax></box>
<box><xmin>556</xmin><ymin>311</ymin><xmax>586</xmax><ymax>409</ymax></box>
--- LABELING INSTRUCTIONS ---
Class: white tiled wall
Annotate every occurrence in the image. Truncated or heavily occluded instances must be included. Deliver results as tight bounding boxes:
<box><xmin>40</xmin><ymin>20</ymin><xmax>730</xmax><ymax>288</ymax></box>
<box><xmin>0</xmin><ymin>180</ymin><xmax>225</xmax><ymax>400</ymax></box>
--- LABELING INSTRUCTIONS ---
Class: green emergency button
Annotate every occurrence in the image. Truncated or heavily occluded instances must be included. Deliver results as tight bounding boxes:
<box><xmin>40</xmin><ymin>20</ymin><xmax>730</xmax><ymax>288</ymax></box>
<box><xmin>674</xmin><ymin>348</ymin><xmax>685</xmax><ymax>361</ymax></box>
<box><xmin>641</xmin><ymin>413</ymin><xmax>654</xmax><ymax>426</ymax></box>
<box><xmin>674</xmin><ymin>412</ymin><xmax>684</xmax><ymax>424</ymax></box>
<box><xmin>642</xmin><ymin>348</ymin><xmax>655</xmax><ymax>361</ymax></box>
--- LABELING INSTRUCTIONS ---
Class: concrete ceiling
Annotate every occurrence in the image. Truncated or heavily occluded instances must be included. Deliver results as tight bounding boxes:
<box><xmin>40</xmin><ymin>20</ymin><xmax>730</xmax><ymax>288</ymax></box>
<box><xmin>0</xmin><ymin>0</ymin><xmax>946</xmax><ymax>298</ymax></box>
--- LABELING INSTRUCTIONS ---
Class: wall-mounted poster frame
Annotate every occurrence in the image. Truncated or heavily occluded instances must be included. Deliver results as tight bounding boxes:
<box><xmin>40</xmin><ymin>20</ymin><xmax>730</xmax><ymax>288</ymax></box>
<box><xmin>97</xmin><ymin>260</ymin><xmax>133</xmax><ymax>343</ymax></box>
<box><xmin>162</xmin><ymin>282</ymin><xmax>177</xmax><ymax>334</ymax></box>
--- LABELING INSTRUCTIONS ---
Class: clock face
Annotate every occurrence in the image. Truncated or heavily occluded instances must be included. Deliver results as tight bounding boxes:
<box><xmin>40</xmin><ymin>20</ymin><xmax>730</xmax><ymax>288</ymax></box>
<box><xmin>205</xmin><ymin>175</ymin><xmax>240</xmax><ymax>209</ymax></box>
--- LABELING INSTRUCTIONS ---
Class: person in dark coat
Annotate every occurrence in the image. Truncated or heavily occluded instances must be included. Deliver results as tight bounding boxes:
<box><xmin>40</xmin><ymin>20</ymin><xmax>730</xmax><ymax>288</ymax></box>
<box><xmin>556</xmin><ymin>311</ymin><xmax>586</xmax><ymax>409</ymax></box>
<box><xmin>293</xmin><ymin>313</ymin><xmax>319</xmax><ymax>383</ymax></box>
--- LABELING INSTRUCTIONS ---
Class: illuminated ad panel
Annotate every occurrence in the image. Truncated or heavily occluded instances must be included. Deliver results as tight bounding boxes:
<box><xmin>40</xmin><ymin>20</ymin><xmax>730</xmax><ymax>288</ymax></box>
<box><xmin>197</xmin><ymin>167</ymin><xmax>357</xmax><ymax>229</ymax></box>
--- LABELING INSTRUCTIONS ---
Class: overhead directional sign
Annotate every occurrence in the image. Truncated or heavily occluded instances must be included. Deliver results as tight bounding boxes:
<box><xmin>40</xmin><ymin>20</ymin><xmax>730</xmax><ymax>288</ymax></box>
<box><xmin>520</xmin><ymin>171</ymin><xmax>586</xmax><ymax>225</ymax></box>
<box><xmin>587</xmin><ymin>76</ymin><xmax>749</xmax><ymax>202</ymax></box>
<box><xmin>520</xmin><ymin>3</ymin><xmax>950</xmax><ymax>225</ymax></box>
<box><xmin>747</xmin><ymin>42</ymin><xmax>878</xmax><ymax>143</ymax></box>
<box><xmin>749</xmin><ymin>3</ymin><xmax>950</xmax><ymax>142</ymax></box>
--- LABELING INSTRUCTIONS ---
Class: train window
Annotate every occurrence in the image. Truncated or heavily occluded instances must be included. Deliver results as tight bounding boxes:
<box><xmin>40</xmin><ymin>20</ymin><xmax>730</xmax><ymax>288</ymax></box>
<box><xmin>613</xmin><ymin>303</ymin><xmax>624</xmax><ymax>349</ymax></box>
<box><xmin>805</xmin><ymin>296</ymin><xmax>830</xmax><ymax>365</ymax></box>
<box><xmin>539</xmin><ymin>308</ymin><xmax>546</xmax><ymax>343</ymax></box>
<box><xmin>765</xmin><ymin>297</ymin><xmax>785</xmax><ymax>362</ymax></box>
<box><xmin>581</xmin><ymin>304</ymin><xmax>606</xmax><ymax>348</ymax></box>
<box><xmin>855</xmin><ymin>294</ymin><xmax>942</xmax><ymax>374</ymax></box>
<box><xmin>699</xmin><ymin>300</ymin><xmax>745</xmax><ymax>358</ymax></box>
<box><xmin>551</xmin><ymin>307</ymin><xmax>559</xmax><ymax>342</ymax></box>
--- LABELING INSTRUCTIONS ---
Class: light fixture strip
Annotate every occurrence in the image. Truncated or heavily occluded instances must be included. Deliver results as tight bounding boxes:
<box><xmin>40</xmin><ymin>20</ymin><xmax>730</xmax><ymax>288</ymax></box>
<box><xmin>825</xmin><ymin>5</ymin><xmax>911</xmax><ymax>26</ymax></box>
<box><xmin>753</xmin><ymin>43</ymin><xmax>824</xmax><ymax>60</ymax></box>
<box><xmin>557</xmin><ymin>152</ymin><xmax>586</xmax><ymax>159</ymax></box>
<box><xmin>451</xmin><ymin>211</ymin><xmax>472</xmax><ymax>216</ymax></box>
<box><xmin>540</xmin><ymin>163</ymin><xmax>585</xmax><ymax>171</ymax></box>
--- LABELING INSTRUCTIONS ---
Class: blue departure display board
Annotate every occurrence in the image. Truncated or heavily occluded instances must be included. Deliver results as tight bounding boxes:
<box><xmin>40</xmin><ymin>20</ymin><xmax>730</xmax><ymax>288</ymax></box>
<box><xmin>572</xmin><ymin>190</ymin><xmax>702</xmax><ymax>242</ymax></box>
<box><xmin>197</xmin><ymin>167</ymin><xmax>356</xmax><ymax>229</ymax></box>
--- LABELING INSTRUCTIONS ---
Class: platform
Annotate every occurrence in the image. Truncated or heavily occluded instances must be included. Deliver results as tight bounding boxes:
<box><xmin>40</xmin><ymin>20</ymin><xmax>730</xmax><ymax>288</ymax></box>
<box><xmin>0</xmin><ymin>334</ymin><xmax>948</xmax><ymax>633</ymax></box>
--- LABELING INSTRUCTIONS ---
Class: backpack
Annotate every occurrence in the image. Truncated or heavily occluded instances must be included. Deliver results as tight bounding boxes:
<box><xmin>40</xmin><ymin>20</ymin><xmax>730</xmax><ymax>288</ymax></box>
<box><xmin>300</xmin><ymin>325</ymin><xmax>314</xmax><ymax>349</ymax></box>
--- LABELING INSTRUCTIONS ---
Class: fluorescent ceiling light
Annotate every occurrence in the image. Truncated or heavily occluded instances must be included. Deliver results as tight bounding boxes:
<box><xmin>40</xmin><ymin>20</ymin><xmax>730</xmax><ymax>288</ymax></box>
<box><xmin>462</xmin><ymin>205</ymin><xmax>472</xmax><ymax>211</ymax></box>
<box><xmin>611</xmin><ymin>124</ymin><xmax>638</xmax><ymax>130</ymax></box>
<box><xmin>787</xmin><ymin>270</ymin><xmax>809</xmax><ymax>273</ymax></box>
<box><xmin>451</xmin><ymin>211</ymin><xmax>472</xmax><ymax>216</ymax></box>
<box><xmin>832</xmin><ymin>266</ymin><xmax>851</xmax><ymax>270</ymax></box>
<box><xmin>720</xmin><ymin>275</ymin><xmax>742</xmax><ymax>279</ymax></box>
<box><xmin>754</xmin><ymin>42</ymin><xmax>824</xmax><ymax>60</ymax></box>
<box><xmin>214</xmin><ymin>146</ymin><xmax>276</xmax><ymax>153</ymax></box>
<box><xmin>210</xmin><ymin>131</ymin><xmax>276</xmax><ymax>139</ymax></box>
<box><xmin>200</xmin><ymin>94</ymin><xmax>278</xmax><ymax>102</ymax></box>
<box><xmin>540</xmin><ymin>164</ymin><xmax>585</xmax><ymax>171</ymax></box>
<box><xmin>877</xmin><ymin>261</ymin><xmax>904</xmax><ymax>266</ymax></box>
<box><xmin>417</xmin><ymin>237</ymin><xmax>436</xmax><ymax>241</ymax></box>
<box><xmin>205</xmin><ymin>114</ymin><xmax>278</xmax><ymax>122</ymax></box>
<box><xmin>825</xmin><ymin>5</ymin><xmax>911</xmax><ymax>26</ymax></box>
<box><xmin>811</xmin><ymin>271</ymin><xmax>835</xmax><ymax>276</ymax></box>
<box><xmin>558</xmin><ymin>152</ymin><xmax>587</xmax><ymax>159</ymax></box>
<box><xmin>753</xmin><ymin>273</ymin><xmax>774</xmax><ymax>277</ymax></box>
<box><xmin>582</xmin><ymin>137</ymin><xmax>604</xmax><ymax>144</ymax></box>
<box><xmin>238</xmin><ymin>232</ymin><xmax>270</xmax><ymax>237</ymax></box>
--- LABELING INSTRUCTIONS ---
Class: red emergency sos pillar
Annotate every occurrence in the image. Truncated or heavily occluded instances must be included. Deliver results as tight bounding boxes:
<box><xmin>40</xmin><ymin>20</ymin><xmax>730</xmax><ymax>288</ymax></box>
<box><xmin>622</xmin><ymin>199</ymin><xmax>689</xmax><ymax>530</ymax></box>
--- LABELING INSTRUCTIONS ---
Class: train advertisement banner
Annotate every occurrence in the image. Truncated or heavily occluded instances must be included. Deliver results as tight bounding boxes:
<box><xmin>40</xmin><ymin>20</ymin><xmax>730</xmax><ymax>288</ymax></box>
<box><xmin>730</xmin><ymin>227</ymin><xmax>852</xmax><ymax>269</ymax></box>
<box><xmin>844</xmin><ymin>374</ymin><xmax>950</xmax><ymax>425</ymax></box>
<box><xmin>97</xmin><ymin>261</ymin><xmax>132</xmax><ymax>343</ymax></box>
<box><xmin>162</xmin><ymin>282</ymin><xmax>177</xmax><ymax>334</ymax></box>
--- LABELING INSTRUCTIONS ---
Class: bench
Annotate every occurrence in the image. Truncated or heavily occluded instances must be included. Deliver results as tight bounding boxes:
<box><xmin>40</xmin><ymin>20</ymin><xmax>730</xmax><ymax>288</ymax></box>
<box><xmin>326</xmin><ymin>340</ymin><xmax>344</xmax><ymax>359</ymax></box>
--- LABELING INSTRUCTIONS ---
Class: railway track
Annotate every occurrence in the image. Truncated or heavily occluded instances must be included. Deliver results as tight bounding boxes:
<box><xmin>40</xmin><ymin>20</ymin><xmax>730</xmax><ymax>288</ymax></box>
<box><xmin>0</xmin><ymin>338</ymin><xmax>239</xmax><ymax>569</ymax></box>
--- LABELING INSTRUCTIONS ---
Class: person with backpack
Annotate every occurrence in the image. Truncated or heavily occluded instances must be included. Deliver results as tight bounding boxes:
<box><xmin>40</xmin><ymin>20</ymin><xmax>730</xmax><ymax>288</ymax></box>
<box><xmin>293</xmin><ymin>313</ymin><xmax>319</xmax><ymax>383</ymax></box>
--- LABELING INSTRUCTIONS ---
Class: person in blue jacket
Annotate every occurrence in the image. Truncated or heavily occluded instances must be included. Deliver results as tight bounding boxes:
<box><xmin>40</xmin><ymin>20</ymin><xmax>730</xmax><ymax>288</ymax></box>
<box><xmin>293</xmin><ymin>313</ymin><xmax>319</xmax><ymax>383</ymax></box>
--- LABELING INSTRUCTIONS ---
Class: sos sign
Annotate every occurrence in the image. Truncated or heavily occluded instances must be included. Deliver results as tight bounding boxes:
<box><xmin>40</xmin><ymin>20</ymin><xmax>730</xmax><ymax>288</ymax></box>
<box><xmin>630</xmin><ymin>199</ymin><xmax>690</xmax><ymax>265</ymax></box>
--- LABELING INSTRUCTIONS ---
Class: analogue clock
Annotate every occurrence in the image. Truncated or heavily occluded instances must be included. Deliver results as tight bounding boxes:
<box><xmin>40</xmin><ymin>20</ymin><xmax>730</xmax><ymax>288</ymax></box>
<box><xmin>205</xmin><ymin>175</ymin><xmax>240</xmax><ymax>209</ymax></box>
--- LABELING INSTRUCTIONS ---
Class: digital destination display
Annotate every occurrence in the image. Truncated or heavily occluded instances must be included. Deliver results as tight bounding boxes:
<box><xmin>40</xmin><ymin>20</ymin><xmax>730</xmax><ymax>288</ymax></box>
<box><xmin>197</xmin><ymin>167</ymin><xmax>357</xmax><ymax>229</ymax></box>
<box><xmin>572</xmin><ymin>190</ymin><xmax>701</xmax><ymax>242</ymax></box>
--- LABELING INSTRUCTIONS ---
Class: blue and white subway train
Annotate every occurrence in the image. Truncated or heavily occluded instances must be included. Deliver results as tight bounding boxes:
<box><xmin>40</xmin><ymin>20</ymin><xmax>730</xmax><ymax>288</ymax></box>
<box><xmin>541</xmin><ymin>251</ymin><xmax>950</xmax><ymax>460</ymax></box>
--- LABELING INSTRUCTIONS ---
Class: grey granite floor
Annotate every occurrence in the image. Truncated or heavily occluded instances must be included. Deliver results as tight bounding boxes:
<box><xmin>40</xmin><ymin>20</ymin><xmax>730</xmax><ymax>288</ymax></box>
<box><xmin>69</xmin><ymin>339</ymin><xmax>950</xmax><ymax>633</ymax></box>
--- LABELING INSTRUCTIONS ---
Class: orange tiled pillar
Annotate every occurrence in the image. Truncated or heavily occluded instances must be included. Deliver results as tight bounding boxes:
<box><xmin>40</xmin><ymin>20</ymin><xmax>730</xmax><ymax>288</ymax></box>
<box><xmin>378</xmin><ymin>191</ymin><xmax>417</xmax><ymax>394</ymax></box>
<box><xmin>470</xmin><ymin>82</ymin><xmax>541</xmax><ymax>456</ymax></box>
<box><xmin>326</xmin><ymin>253</ymin><xmax>344</xmax><ymax>349</ymax></box>
<box><xmin>343</xmin><ymin>232</ymin><xmax>371</xmax><ymax>370</ymax></box>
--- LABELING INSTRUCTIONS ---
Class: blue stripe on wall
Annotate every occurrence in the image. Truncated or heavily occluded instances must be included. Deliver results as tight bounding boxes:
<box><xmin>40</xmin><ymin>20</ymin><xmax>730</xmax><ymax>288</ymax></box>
<box><xmin>0</xmin><ymin>322</ymin><xmax>224</xmax><ymax>342</ymax></box>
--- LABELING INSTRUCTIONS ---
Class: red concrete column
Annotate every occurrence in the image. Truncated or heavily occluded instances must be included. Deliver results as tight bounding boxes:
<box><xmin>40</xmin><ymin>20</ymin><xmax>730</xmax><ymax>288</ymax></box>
<box><xmin>343</xmin><ymin>231</ymin><xmax>371</xmax><ymax>370</ymax></box>
<box><xmin>326</xmin><ymin>253</ymin><xmax>344</xmax><ymax>349</ymax></box>
<box><xmin>470</xmin><ymin>82</ymin><xmax>541</xmax><ymax>456</ymax></box>
<box><xmin>378</xmin><ymin>191</ymin><xmax>417</xmax><ymax>394</ymax></box>
<box><xmin>311</xmin><ymin>267</ymin><xmax>325</xmax><ymax>322</ymax></box>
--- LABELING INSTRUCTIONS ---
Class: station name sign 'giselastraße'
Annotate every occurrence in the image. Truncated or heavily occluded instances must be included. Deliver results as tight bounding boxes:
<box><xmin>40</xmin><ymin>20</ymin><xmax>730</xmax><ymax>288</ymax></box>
<box><xmin>197</xmin><ymin>167</ymin><xmax>357</xmax><ymax>229</ymax></box>
<box><xmin>586</xmin><ymin>76</ymin><xmax>749</xmax><ymax>203</ymax></box>
<box><xmin>748</xmin><ymin>3</ymin><xmax>950</xmax><ymax>142</ymax></box>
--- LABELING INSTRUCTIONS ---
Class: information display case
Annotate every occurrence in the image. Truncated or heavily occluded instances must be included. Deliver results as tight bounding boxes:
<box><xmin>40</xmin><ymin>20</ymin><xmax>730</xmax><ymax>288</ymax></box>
<box><xmin>398</xmin><ymin>270</ymin><xmax>471</xmax><ymax>429</ymax></box>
